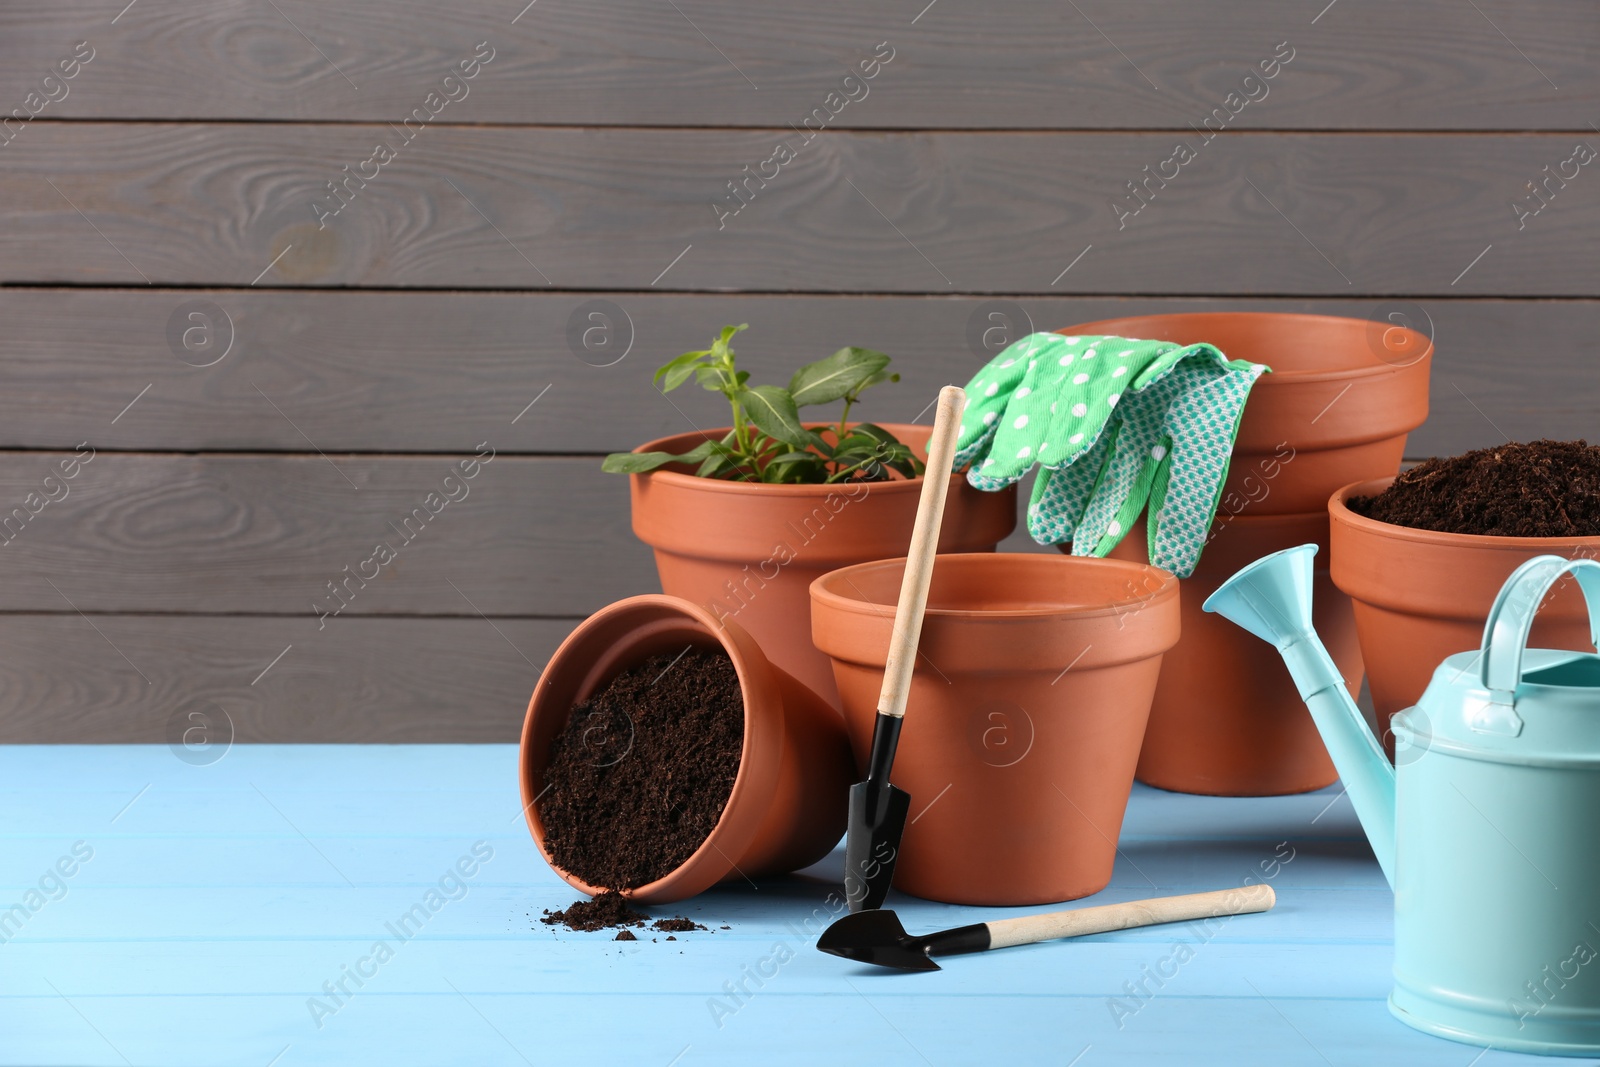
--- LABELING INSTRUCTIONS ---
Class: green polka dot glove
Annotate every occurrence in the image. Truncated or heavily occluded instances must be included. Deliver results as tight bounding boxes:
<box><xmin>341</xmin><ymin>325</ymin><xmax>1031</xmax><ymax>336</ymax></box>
<box><xmin>954</xmin><ymin>332</ymin><xmax>1269</xmax><ymax>578</ymax></box>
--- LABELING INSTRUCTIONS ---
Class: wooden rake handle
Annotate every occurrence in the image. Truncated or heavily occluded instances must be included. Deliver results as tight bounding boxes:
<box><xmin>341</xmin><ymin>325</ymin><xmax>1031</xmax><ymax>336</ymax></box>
<box><xmin>877</xmin><ymin>385</ymin><xmax>967</xmax><ymax>720</ymax></box>
<box><xmin>985</xmin><ymin>884</ymin><xmax>1277</xmax><ymax>950</ymax></box>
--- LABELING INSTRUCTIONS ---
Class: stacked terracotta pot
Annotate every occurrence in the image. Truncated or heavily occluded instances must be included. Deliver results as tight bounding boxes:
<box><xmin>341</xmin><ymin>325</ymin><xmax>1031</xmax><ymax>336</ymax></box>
<box><xmin>1082</xmin><ymin>313</ymin><xmax>1433</xmax><ymax>796</ymax></box>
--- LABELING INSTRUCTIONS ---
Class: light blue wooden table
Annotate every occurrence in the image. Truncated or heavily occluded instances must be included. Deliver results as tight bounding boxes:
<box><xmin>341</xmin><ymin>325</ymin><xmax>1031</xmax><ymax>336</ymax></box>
<box><xmin>0</xmin><ymin>745</ymin><xmax>1562</xmax><ymax>1066</ymax></box>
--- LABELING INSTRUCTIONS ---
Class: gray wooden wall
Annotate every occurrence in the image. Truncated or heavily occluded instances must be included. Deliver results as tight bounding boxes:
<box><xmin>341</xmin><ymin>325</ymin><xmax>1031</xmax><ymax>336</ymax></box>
<box><xmin>0</xmin><ymin>1</ymin><xmax>1595</xmax><ymax>742</ymax></box>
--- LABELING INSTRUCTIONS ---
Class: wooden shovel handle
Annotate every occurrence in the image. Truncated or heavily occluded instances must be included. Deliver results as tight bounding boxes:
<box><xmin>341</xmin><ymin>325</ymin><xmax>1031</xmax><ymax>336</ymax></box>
<box><xmin>984</xmin><ymin>884</ymin><xmax>1276</xmax><ymax>950</ymax></box>
<box><xmin>877</xmin><ymin>385</ymin><xmax>967</xmax><ymax>720</ymax></box>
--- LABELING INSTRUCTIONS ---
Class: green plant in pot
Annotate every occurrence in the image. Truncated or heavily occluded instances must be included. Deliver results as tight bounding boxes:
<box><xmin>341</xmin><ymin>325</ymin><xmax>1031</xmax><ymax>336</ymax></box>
<box><xmin>603</xmin><ymin>324</ymin><xmax>924</xmax><ymax>484</ymax></box>
<box><xmin>605</xmin><ymin>325</ymin><xmax>1017</xmax><ymax>708</ymax></box>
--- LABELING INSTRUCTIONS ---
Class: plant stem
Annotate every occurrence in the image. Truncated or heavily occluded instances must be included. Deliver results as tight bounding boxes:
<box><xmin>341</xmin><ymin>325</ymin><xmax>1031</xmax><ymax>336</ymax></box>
<box><xmin>832</xmin><ymin>395</ymin><xmax>855</xmax><ymax>478</ymax></box>
<box><xmin>729</xmin><ymin>394</ymin><xmax>749</xmax><ymax>455</ymax></box>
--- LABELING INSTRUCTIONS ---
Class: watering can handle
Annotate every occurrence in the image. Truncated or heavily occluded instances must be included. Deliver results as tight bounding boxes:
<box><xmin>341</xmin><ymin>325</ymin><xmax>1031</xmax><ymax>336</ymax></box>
<box><xmin>1479</xmin><ymin>554</ymin><xmax>1600</xmax><ymax>729</ymax></box>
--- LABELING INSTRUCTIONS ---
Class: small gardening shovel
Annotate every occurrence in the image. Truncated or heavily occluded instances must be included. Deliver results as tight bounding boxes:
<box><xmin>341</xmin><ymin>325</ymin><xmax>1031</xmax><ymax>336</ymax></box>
<box><xmin>844</xmin><ymin>384</ymin><xmax>966</xmax><ymax>912</ymax></box>
<box><xmin>820</xmin><ymin>884</ymin><xmax>1276</xmax><ymax>971</ymax></box>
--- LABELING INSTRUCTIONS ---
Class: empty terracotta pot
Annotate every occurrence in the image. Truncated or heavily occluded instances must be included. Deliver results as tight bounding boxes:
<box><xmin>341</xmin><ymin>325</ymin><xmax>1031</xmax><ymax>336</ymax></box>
<box><xmin>1061</xmin><ymin>312</ymin><xmax>1431</xmax><ymax>513</ymax></box>
<box><xmin>1108</xmin><ymin>511</ymin><xmax>1363</xmax><ymax>795</ymax></box>
<box><xmin>627</xmin><ymin>424</ymin><xmax>1017</xmax><ymax>707</ymax></box>
<box><xmin>1330</xmin><ymin>478</ymin><xmax>1600</xmax><ymax>753</ymax></box>
<box><xmin>519</xmin><ymin>594</ymin><xmax>855</xmax><ymax>904</ymax></box>
<box><xmin>810</xmin><ymin>553</ymin><xmax>1180</xmax><ymax>906</ymax></box>
<box><xmin>1059</xmin><ymin>311</ymin><xmax>1429</xmax><ymax>794</ymax></box>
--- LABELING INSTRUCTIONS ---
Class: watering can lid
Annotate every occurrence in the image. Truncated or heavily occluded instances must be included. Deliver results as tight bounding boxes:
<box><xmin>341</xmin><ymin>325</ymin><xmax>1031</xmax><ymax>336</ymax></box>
<box><xmin>1406</xmin><ymin>556</ymin><xmax>1600</xmax><ymax>768</ymax></box>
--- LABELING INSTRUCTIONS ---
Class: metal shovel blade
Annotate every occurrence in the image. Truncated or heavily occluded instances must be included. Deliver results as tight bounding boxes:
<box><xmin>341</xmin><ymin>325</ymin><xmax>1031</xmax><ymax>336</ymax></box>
<box><xmin>844</xmin><ymin>779</ymin><xmax>909</xmax><ymax>912</ymax></box>
<box><xmin>816</xmin><ymin>908</ymin><xmax>941</xmax><ymax>971</ymax></box>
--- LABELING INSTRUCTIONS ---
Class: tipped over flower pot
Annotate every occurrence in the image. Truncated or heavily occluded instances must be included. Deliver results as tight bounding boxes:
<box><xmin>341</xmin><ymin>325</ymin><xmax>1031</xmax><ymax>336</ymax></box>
<box><xmin>519</xmin><ymin>594</ymin><xmax>855</xmax><ymax>904</ymax></box>
<box><xmin>811</xmin><ymin>553</ymin><xmax>1179</xmax><ymax>906</ymax></box>
<box><xmin>627</xmin><ymin>424</ymin><xmax>1017</xmax><ymax>707</ymax></box>
<box><xmin>1060</xmin><ymin>311</ymin><xmax>1430</xmax><ymax>795</ymax></box>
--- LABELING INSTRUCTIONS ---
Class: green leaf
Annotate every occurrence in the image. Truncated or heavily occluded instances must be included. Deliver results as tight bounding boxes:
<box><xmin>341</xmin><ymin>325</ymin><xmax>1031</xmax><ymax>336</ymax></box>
<box><xmin>788</xmin><ymin>347</ymin><xmax>892</xmax><ymax>407</ymax></box>
<box><xmin>761</xmin><ymin>452</ymin><xmax>823</xmax><ymax>484</ymax></box>
<box><xmin>694</xmin><ymin>364</ymin><xmax>731</xmax><ymax>391</ymax></box>
<box><xmin>844</xmin><ymin>423</ymin><xmax>896</xmax><ymax>446</ymax></box>
<box><xmin>709</xmin><ymin>323</ymin><xmax>748</xmax><ymax>361</ymax></box>
<box><xmin>600</xmin><ymin>439</ymin><xmax>718</xmax><ymax>474</ymax></box>
<box><xmin>656</xmin><ymin>350</ymin><xmax>710</xmax><ymax>392</ymax></box>
<box><xmin>696</xmin><ymin>453</ymin><xmax>733</xmax><ymax>478</ymax></box>
<box><xmin>694</xmin><ymin>430</ymin><xmax>743</xmax><ymax>478</ymax></box>
<box><xmin>735</xmin><ymin>385</ymin><xmax>814</xmax><ymax>447</ymax></box>
<box><xmin>765</xmin><ymin>451</ymin><xmax>821</xmax><ymax>467</ymax></box>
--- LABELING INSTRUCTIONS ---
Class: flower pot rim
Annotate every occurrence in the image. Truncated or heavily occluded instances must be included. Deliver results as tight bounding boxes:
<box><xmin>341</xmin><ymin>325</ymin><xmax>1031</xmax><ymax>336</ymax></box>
<box><xmin>1061</xmin><ymin>311</ymin><xmax>1433</xmax><ymax>385</ymax></box>
<box><xmin>1204</xmin><ymin>507</ymin><xmax>1346</xmax><ymax>529</ymax></box>
<box><xmin>812</xmin><ymin>551</ymin><xmax>1179</xmax><ymax>621</ymax></box>
<box><xmin>629</xmin><ymin>423</ymin><xmax>939</xmax><ymax>497</ymax></box>
<box><xmin>1330</xmin><ymin>478</ymin><xmax>1600</xmax><ymax>549</ymax></box>
<box><xmin>518</xmin><ymin>593</ymin><xmax>780</xmax><ymax>903</ymax></box>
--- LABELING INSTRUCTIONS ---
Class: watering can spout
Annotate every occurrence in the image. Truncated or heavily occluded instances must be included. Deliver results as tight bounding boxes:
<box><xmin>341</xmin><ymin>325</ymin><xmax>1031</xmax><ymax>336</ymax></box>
<box><xmin>1203</xmin><ymin>545</ymin><xmax>1397</xmax><ymax>888</ymax></box>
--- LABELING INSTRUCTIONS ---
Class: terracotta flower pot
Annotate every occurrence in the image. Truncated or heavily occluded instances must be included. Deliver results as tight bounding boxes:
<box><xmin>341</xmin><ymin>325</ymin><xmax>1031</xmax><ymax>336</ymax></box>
<box><xmin>627</xmin><ymin>423</ymin><xmax>1017</xmax><ymax>706</ymax></box>
<box><xmin>1330</xmin><ymin>478</ymin><xmax>1600</xmax><ymax>753</ymax></box>
<box><xmin>810</xmin><ymin>553</ymin><xmax>1179</xmax><ymax>906</ymax></box>
<box><xmin>1107</xmin><ymin>511</ymin><xmax>1363</xmax><ymax>795</ymax></box>
<box><xmin>1057</xmin><ymin>311</ymin><xmax>1429</xmax><ymax>794</ymax></box>
<box><xmin>519</xmin><ymin>594</ymin><xmax>855</xmax><ymax>904</ymax></box>
<box><xmin>1060</xmin><ymin>312</ymin><xmax>1431</xmax><ymax>513</ymax></box>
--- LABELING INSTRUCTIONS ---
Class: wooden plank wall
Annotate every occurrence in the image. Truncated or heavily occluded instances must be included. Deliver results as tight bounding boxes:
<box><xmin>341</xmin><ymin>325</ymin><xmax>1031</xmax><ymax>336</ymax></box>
<box><xmin>0</xmin><ymin>1</ymin><xmax>1595</xmax><ymax>742</ymax></box>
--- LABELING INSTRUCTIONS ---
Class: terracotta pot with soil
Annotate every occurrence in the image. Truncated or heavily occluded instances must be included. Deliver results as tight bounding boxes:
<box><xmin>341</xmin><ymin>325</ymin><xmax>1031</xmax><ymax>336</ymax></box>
<box><xmin>810</xmin><ymin>553</ymin><xmax>1180</xmax><ymax>906</ymax></box>
<box><xmin>519</xmin><ymin>594</ymin><xmax>855</xmax><ymax>904</ymax></box>
<box><xmin>1058</xmin><ymin>311</ymin><xmax>1431</xmax><ymax>795</ymax></box>
<box><xmin>628</xmin><ymin>423</ymin><xmax>1017</xmax><ymax>706</ymax></box>
<box><xmin>1331</xmin><ymin>441</ymin><xmax>1600</xmax><ymax>753</ymax></box>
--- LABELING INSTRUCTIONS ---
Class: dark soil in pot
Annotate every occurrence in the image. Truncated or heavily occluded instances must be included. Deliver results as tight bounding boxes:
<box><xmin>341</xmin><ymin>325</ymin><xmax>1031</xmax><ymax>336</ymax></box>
<box><xmin>1349</xmin><ymin>440</ymin><xmax>1600</xmax><ymax>537</ymax></box>
<box><xmin>539</xmin><ymin>647</ymin><xmax>743</xmax><ymax>891</ymax></box>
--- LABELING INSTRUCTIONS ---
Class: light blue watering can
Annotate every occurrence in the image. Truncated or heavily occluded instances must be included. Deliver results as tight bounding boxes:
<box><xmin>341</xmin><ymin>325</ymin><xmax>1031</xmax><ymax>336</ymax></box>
<box><xmin>1205</xmin><ymin>545</ymin><xmax>1600</xmax><ymax>1056</ymax></box>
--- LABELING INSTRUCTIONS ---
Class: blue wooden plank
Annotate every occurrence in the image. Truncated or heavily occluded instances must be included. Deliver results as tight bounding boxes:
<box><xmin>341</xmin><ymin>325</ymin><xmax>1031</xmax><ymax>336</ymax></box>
<box><xmin>0</xmin><ymin>745</ymin><xmax>1554</xmax><ymax>1066</ymax></box>
<box><xmin>0</xmin><ymin>938</ymin><xmax>1405</xmax><ymax>1000</ymax></box>
<box><xmin>0</xmin><ymin>992</ymin><xmax>1559</xmax><ymax>1067</ymax></box>
<box><xmin>0</xmin><ymin>884</ymin><xmax>1397</xmax><ymax>944</ymax></box>
<box><xmin>0</xmin><ymin>835</ymin><xmax>1382</xmax><ymax>893</ymax></box>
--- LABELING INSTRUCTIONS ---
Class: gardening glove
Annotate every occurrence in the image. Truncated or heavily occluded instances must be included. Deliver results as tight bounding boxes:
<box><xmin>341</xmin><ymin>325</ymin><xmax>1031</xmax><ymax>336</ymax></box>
<box><xmin>952</xmin><ymin>332</ymin><xmax>1269</xmax><ymax>577</ymax></box>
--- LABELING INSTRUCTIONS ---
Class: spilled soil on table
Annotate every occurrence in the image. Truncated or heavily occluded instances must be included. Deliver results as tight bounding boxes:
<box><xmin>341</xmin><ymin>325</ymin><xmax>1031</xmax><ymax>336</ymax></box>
<box><xmin>537</xmin><ymin>891</ymin><xmax>712</xmax><ymax>936</ymax></box>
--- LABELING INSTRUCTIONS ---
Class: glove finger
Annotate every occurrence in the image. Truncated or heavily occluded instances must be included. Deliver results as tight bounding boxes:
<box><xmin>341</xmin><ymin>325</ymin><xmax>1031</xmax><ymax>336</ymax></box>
<box><xmin>1147</xmin><ymin>358</ymin><xmax>1268</xmax><ymax>574</ymax></box>
<box><xmin>1079</xmin><ymin>444</ymin><xmax>1162</xmax><ymax>557</ymax></box>
<box><xmin>974</xmin><ymin>335</ymin><xmax>1067</xmax><ymax>481</ymax></box>
<box><xmin>1026</xmin><ymin>427</ymin><xmax>1113</xmax><ymax>545</ymax></box>
<box><xmin>1038</xmin><ymin>335</ymin><xmax>1149</xmax><ymax>469</ymax></box>
<box><xmin>955</xmin><ymin>332</ymin><xmax>1058</xmax><ymax>472</ymax></box>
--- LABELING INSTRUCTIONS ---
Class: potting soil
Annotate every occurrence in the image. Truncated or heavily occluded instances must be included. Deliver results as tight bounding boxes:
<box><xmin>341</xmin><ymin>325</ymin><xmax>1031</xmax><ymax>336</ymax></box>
<box><xmin>540</xmin><ymin>646</ymin><xmax>745</xmax><ymax>891</ymax></box>
<box><xmin>539</xmin><ymin>890</ymin><xmax>647</xmax><ymax>932</ymax></box>
<box><xmin>1349</xmin><ymin>439</ymin><xmax>1600</xmax><ymax>537</ymax></box>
